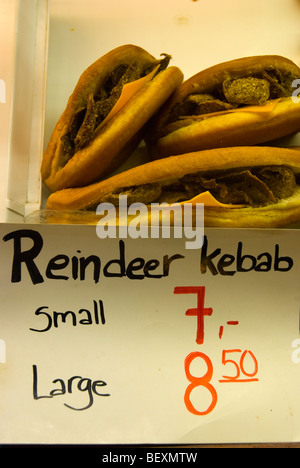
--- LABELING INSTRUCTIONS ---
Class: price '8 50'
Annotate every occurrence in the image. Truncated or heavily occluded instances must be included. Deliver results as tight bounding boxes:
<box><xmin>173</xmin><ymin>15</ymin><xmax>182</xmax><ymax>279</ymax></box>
<box><xmin>184</xmin><ymin>349</ymin><xmax>259</xmax><ymax>416</ymax></box>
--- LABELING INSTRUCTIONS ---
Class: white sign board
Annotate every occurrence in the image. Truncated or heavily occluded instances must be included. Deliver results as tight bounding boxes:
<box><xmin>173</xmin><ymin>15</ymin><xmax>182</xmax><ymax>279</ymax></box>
<box><xmin>0</xmin><ymin>223</ymin><xmax>299</xmax><ymax>444</ymax></box>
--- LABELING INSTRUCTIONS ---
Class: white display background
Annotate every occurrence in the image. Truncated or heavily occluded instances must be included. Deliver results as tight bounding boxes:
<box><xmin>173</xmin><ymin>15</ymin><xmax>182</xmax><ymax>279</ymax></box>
<box><xmin>43</xmin><ymin>0</ymin><xmax>300</xmax><ymax>166</ymax></box>
<box><xmin>0</xmin><ymin>224</ymin><xmax>299</xmax><ymax>444</ymax></box>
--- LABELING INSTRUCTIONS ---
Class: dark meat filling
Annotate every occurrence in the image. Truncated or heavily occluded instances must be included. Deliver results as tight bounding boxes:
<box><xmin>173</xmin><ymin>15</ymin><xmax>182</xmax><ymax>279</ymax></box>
<box><xmin>161</xmin><ymin>66</ymin><xmax>298</xmax><ymax>135</ymax></box>
<box><xmin>181</xmin><ymin>166</ymin><xmax>295</xmax><ymax>205</ymax></box>
<box><xmin>222</xmin><ymin>77</ymin><xmax>270</xmax><ymax>105</ymax></box>
<box><xmin>61</xmin><ymin>54</ymin><xmax>171</xmax><ymax>158</ymax></box>
<box><xmin>102</xmin><ymin>183</ymin><xmax>163</xmax><ymax>205</ymax></box>
<box><xmin>94</xmin><ymin>165</ymin><xmax>296</xmax><ymax>209</ymax></box>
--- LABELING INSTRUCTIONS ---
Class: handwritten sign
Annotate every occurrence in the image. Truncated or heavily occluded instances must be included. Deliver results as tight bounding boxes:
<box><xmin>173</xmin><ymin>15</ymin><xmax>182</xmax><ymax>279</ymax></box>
<box><xmin>0</xmin><ymin>223</ymin><xmax>300</xmax><ymax>444</ymax></box>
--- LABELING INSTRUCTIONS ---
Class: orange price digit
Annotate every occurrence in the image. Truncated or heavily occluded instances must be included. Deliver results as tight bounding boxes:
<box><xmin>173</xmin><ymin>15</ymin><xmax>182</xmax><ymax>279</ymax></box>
<box><xmin>219</xmin><ymin>349</ymin><xmax>259</xmax><ymax>383</ymax></box>
<box><xmin>184</xmin><ymin>351</ymin><xmax>218</xmax><ymax>415</ymax></box>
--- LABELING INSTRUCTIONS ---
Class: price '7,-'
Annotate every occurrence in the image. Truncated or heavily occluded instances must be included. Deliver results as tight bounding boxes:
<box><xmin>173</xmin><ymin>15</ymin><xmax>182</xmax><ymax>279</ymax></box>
<box><xmin>174</xmin><ymin>286</ymin><xmax>259</xmax><ymax>416</ymax></box>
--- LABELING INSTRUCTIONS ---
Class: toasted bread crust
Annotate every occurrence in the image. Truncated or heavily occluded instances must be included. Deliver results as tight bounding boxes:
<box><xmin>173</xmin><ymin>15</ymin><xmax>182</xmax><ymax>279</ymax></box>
<box><xmin>154</xmin><ymin>98</ymin><xmax>300</xmax><ymax>157</ymax></box>
<box><xmin>146</xmin><ymin>55</ymin><xmax>300</xmax><ymax>158</ymax></box>
<box><xmin>41</xmin><ymin>45</ymin><xmax>183</xmax><ymax>192</ymax></box>
<box><xmin>45</xmin><ymin>146</ymin><xmax>300</xmax><ymax>227</ymax></box>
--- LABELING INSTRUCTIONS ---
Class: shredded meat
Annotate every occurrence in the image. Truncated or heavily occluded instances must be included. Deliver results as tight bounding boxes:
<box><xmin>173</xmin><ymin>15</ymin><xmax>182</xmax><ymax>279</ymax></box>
<box><xmin>163</xmin><ymin>66</ymin><xmax>299</xmax><ymax>132</ymax></box>
<box><xmin>181</xmin><ymin>169</ymin><xmax>276</xmax><ymax>205</ymax></box>
<box><xmin>169</xmin><ymin>94</ymin><xmax>237</xmax><ymax>121</ymax></box>
<box><xmin>222</xmin><ymin>77</ymin><xmax>270</xmax><ymax>105</ymax></box>
<box><xmin>252</xmin><ymin>166</ymin><xmax>296</xmax><ymax>199</ymax></box>
<box><xmin>60</xmin><ymin>55</ymin><xmax>171</xmax><ymax>158</ymax></box>
<box><xmin>180</xmin><ymin>166</ymin><xmax>296</xmax><ymax>205</ymax></box>
<box><xmin>90</xmin><ymin>165</ymin><xmax>296</xmax><ymax>210</ymax></box>
<box><xmin>101</xmin><ymin>183</ymin><xmax>162</xmax><ymax>205</ymax></box>
<box><xmin>262</xmin><ymin>67</ymin><xmax>296</xmax><ymax>98</ymax></box>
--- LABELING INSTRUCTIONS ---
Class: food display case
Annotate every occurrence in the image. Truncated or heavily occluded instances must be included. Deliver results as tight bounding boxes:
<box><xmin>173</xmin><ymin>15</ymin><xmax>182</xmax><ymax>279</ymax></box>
<box><xmin>1</xmin><ymin>0</ymin><xmax>300</xmax><ymax>449</ymax></box>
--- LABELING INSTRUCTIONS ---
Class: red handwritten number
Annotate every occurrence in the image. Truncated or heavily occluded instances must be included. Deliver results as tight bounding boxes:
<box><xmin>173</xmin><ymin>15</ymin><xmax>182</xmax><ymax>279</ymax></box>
<box><xmin>174</xmin><ymin>286</ymin><xmax>213</xmax><ymax>345</ymax></box>
<box><xmin>240</xmin><ymin>350</ymin><xmax>258</xmax><ymax>377</ymax></box>
<box><xmin>221</xmin><ymin>349</ymin><xmax>241</xmax><ymax>380</ymax></box>
<box><xmin>184</xmin><ymin>352</ymin><xmax>218</xmax><ymax>415</ymax></box>
<box><xmin>220</xmin><ymin>349</ymin><xmax>259</xmax><ymax>382</ymax></box>
<box><xmin>175</xmin><ymin>286</ymin><xmax>258</xmax><ymax>415</ymax></box>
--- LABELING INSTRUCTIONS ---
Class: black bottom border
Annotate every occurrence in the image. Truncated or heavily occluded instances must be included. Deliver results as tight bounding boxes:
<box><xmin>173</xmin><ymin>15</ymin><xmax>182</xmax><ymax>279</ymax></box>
<box><xmin>0</xmin><ymin>442</ymin><xmax>298</xmax><ymax>459</ymax></box>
